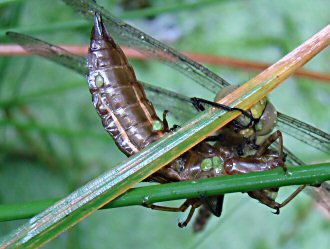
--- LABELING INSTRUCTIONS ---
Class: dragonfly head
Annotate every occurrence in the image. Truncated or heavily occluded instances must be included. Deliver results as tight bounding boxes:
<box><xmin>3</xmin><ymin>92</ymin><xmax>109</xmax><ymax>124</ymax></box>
<box><xmin>214</xmin><ymin>85</ymin><xmax>277</xmax><ymax>142</ymax></box>
<box><xmin>254</xmin><ymin>100</ymin><xmax>277</xmax><ymax>137</ymax></box>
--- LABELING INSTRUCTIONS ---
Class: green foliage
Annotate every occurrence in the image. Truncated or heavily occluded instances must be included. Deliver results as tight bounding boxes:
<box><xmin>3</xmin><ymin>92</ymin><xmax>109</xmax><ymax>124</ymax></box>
<box><xmin>0</xmin><ymin>0</ymin><xmax>329</xmax><ymax>248</ymax></box>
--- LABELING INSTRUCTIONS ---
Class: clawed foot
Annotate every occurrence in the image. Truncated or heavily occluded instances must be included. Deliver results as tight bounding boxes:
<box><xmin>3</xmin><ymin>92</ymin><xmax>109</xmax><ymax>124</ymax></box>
<box><xmin>178</xmin><ymin>220</ymin><xmax>188</xmax><ymax>228</ymax></box>
<box><xmin>272</xmin><ymin>207</ymin><xmax>280</xmax><ymax>215</ymax></box>
<box><xmin>170</xmin><ymin>124</ymin><xmax>181</xmax><ymax>131</ymax></box>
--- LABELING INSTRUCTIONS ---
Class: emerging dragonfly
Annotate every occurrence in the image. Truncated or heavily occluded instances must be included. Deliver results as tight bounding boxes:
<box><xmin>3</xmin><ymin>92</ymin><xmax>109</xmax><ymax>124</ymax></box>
<box><xmin>84</xmin><ymin>12</ymin><xmax>308</xmax><ymax>229</ymax></box>
<box><xmin>68</xmin><ymin>0</ymin><xmax>329</xmax><ymax>155</ymax></box>
<box><xmin>7</xmin><ymin>0</ymin><xmax>330</xmax><ymax>230</ymax></box>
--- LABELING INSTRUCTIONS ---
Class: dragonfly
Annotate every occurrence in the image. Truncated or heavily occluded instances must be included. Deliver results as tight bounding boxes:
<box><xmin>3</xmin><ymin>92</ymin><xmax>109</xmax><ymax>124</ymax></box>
<box><xmin>7</xmin><ymin>29</ymin><xmax>303</xmax><ymax>230</ymax></box>
<box><xmin>6</xmin><ymin>0</ymin><xmax>330</xmax><ymax>229</ymax></box>
<box><xmin>68</xmin><ymin>2</ymin><xmax>328</xmax><ymax>231</ymax></box>
<box><xmin>60</xmin><ymin>0</ymin><xmax>330</xmax><ymax>155</ymax></box>
<box><xmin>82</xmin><ymin>12</ymin><xmax>309</xmax><ymax>229</ymax></box>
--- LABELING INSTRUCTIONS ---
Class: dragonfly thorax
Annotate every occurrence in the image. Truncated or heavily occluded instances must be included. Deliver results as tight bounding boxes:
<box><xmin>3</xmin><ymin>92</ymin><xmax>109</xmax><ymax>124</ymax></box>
<box><xmin>214</xmin><ymin>85</ymin><xmax>278</xmax><ymax>154</ymax></box>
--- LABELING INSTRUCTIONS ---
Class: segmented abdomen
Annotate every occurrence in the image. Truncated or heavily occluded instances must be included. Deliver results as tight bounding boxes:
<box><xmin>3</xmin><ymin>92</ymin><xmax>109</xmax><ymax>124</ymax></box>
<box><xmin>193</xmin><ymin>204</ymin><xmax>212</xmax><ymax>232</ymax></box>
<box><xmin>87</xmin><ymin>14</ymin><xmax>165</xmax><ymax>156</ymax></box>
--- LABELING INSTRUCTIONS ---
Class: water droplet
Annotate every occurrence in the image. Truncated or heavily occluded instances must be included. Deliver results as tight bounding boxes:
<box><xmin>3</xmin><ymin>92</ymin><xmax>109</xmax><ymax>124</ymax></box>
<box><xmin>214</xmin><ymin>168</ymin><xmax>222</xmax><ymax>174</ymax></box>
<box><xmin>286</xmin><ymin>171</ymin><xmax>293</xmax><ymax>176</ymax></box>
<box><xmin>143</xmin><ymin>196</ymin><xmax>150</xmax><ymax>203</ymax></box>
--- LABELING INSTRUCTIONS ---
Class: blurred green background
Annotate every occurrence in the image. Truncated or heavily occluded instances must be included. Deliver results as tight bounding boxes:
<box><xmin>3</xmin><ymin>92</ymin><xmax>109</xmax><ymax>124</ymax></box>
<box><xmin>0</xmin><ymin>0</ymin><xmax>329</xmax><ymax>248</ymax></box>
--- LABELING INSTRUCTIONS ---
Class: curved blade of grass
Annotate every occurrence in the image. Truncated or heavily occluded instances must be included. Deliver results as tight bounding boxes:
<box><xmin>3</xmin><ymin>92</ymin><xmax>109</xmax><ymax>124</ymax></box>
<box><xmin>0</xmin><ymin>0</ymin><xmax>225</xmax><ymax>38</ymax></box>
<box><xmin>120</xmin><ymin>0</ymin><xmax>226</xmax><ymax>19</ymax></box>
<box><xmin>0</xmin><ymin>23</ymin><xmax>328</xmax><ymax>249</ymax></box>
<box><xmin>0</xmin><ymin>163</ymin><xmax>329</xmax><ymax>222</ymax></box>
<box><xmin>276</xmin><ymin>113</ymin><xmax>330</xmax><ymax>153</ymax></box>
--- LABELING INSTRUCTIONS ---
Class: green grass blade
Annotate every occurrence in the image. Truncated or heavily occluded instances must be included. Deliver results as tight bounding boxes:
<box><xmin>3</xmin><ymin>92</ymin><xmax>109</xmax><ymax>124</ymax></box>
<box><xmin>121</xmin><ymin>0</ymin><xmax>225</xmax><ymax>19</ymax></box>
<box><xmin>0</xmin><ymin>163</ymin><xmax>329</xmax><ymax>222</ymax></box>
<box><xmin>0</xmin><ymin>0</ymin><xmax>226</xmax><ymax>38</ymax></box>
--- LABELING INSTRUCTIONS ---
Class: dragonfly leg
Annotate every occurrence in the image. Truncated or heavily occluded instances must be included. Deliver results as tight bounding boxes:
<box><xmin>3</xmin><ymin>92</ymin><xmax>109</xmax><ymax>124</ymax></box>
<box><xmin>191</xmin><ymin>97</ymin><xmax>206</xmax><ymax>111</ymax></box>
<box><xmin>170</xmin><ymin>124</ymin><xmax>181</xmax><ymax>131</ymax></box>
<box><xmin>162</xmin><ymin>110</ymin><xmax>181</xmax><ymax>131</ymax></box>
<box><xmin>142</xmin><ymin>198</ymin><xmax>197</xmax><ymax>212</ymax></box>
<box><xmin>143</xmin><ymin>199</ymin><xmax>202</xmax><ymax>228</ymax></box>
<box><xmin>162</xmin><ymin>110</ymin><xmax>170</xmax><ymax>131</ymax></box>
<box><xmin>255</xmin><ymin>130</ymin><xmax>287</xmax><ymax>171</ymax></box>
<box><xmin>178</xmin><ymin>200</ymin><xmax>203</xmax><ymax>228</ymax></box>
<box><xmin>275</xmin><ymin>185</ymin><xmax>306</xmax><ymax>212</ymax></box>
<box><xmin>248</xmin><ymin>185</ymin><xmax>306</xmax><ymax>214</ymax></box>
<box><xmin>178</xmin><ymin>207</ymin><xmax>196</xmax><ymax>228</ymax></box>
<box><xmin>190</xmin><ymin>97</ymin><xmax>255</xmax><ymax>128</ymax></box>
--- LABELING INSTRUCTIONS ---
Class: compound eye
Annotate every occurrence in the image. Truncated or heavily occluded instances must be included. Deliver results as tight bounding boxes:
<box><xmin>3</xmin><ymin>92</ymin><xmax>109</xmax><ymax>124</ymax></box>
<box><xmin>250</xmin><ymin>98</ymin><xmax>267</xmax><ymax>119</ymax></box>
<box><xmin>214</xmin><ymin>85</ymin><xmax>238</xmax><ymax>102</ymax></box>
<box><xmin>255</xmin><ymin>102</ymin><xmax>277</xmax><ymax>136</ymax></box>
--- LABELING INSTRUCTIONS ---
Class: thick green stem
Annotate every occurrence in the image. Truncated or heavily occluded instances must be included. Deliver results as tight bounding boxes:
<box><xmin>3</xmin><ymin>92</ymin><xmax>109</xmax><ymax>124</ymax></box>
<box><xmin>1</xmin><ymin>163</ymin><xmax>329</xmax><ymax>222</ymax></box>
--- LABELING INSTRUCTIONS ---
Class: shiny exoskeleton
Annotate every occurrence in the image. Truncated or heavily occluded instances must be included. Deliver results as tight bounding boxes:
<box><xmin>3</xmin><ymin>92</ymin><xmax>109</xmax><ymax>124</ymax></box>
<box><xmin>149</xmin><ymin>130</ymin><xmax>298</xmax><ymax>230</ymax></box>
<box><xmin>87</xmin><ymin>13</ymin><xmax>304</xmax><ymax>231</ymax></box>
<box><xmin>87</xmin><ymin>13</ymin><xmax>166</xmax><ymax>156</ymax></box>
<box><xmin>212</xmin><ymin>85</ymin><xmax>278</xmax><ymax>157</ymax></box>
<box><xmin>188</xmin><ymin>87</ymin><xmax>286</xmax><ymax>231</ymax></box>
<box><xmin>142</xmin><ymin>86</ymin><xmax>304</xmax><ymax>231</ymax></box>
